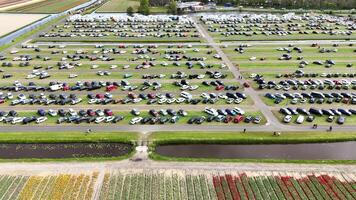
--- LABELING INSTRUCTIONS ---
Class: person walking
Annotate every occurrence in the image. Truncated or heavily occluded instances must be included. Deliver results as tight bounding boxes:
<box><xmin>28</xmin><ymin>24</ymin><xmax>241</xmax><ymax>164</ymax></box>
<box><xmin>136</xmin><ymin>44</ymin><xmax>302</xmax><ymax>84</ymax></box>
<box><xmin>329</xmin><ymin>126</ymin><xmax>333</xmax><ymax>131</ymax></box>
<box><xmin>243</xmin><ymin>128</ymin><xmax>246</xmax><ymax>133</ymax></box>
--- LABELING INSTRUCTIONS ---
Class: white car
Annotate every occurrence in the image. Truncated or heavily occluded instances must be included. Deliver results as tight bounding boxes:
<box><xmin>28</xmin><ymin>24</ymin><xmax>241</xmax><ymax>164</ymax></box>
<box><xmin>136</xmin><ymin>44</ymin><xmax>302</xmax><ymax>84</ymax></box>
<box><xmin>48</xmin><ymin>109</ymin><xmax>57</xmax><ymax>117</ymax></box>
<box><xmin>69</xmin><ymin>74</ymin><xmax>78</xmax><ymax>78</ymax></box>
<box><xmin>50</xmin><ymin>84</ymin><xmax>63</xmax><ymax>91</ymax></box>
<box><xmin>95</xmin><ymin>117</ymin><xmax>105</xmax><ymax>123</ymax></box>
<box><xmin>233</xmin><ymin>107</ymin><xmax>245</xmax><ymax>115</ymax></box>
<box><xmin>130</xmin><ymin>117</ymin><xmax>142</xmax><ymax>125</ymax></box>
<box><xmin>105</xmin><ymin>116</ymin><xmax>115</xmax><ymax>123</ymax></box>
<box><xmin>11</xmin><ymin>117</ymin><xmax>23</xmax><ymax>124</ymax></box>
<box><xmin>204</xmin><ymin>108</ymin><xmax>218</xmax><ymax>116</ymax></box>
<box><xmin>283</xmin><ymin>115</ymin><xmax>292</xmax><ymax>123</ymax></box>
<box><xmin>36</xmin><ymin>117</ymin><xmax>47</xmax><ymax>124</ymax></box>
<box><xmin>296</xmin><ymin>115</ymin><xmax>305</xmax><ymax>124</ymax></box>
<box><xmin>181</xmin><ymin>91</ymin><xmax>192</xmax><ymax>99</ymax></box>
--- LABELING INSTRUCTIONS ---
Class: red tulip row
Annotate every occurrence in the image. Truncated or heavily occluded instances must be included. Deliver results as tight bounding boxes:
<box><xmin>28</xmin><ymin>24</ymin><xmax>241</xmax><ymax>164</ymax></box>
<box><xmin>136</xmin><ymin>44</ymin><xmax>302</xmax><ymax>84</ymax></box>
<box><xmin>212</xmin><ymin>173</ymin><xmax>356</xmax><ymax>200</ymax></box>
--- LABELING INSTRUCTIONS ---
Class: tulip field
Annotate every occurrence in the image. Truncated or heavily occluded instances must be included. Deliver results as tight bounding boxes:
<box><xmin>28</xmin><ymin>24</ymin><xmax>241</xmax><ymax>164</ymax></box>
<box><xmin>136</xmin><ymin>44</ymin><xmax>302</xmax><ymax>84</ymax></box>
<box><xmin>0</xmin><ymin>170</ymin><xmax>355</xmax><ymax>199</ymax></box>
<box><xmin>98</xmin><ymin>171</ymin><xmax>356</xmax><ymax>200</ymax></box>
<box><xmin>0</xmin><ymin>172</ymin><xmax>98</xmax><ymax>200</ymax></box>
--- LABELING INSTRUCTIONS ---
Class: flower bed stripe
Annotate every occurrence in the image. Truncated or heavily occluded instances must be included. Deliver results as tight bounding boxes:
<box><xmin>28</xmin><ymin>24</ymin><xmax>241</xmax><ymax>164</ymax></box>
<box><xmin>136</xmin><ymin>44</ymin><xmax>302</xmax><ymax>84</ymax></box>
<box><xmin>0</xmin><ymin>176</ymin><xmax>16</xmax><ymax>199</ymax></box>
<box><xmin>239</xmin><ymin>174</ymin><xmax>255</xmax><ymax>200</ymax></box>
<box><xmin>1</xmin><ymin>176</ymin><xmax>22</xmax><ymax>200</ymax></box>
<box><xmin>224</xmin><ymin>175</ymin><xmax>240</xmax><ymax>200</ymax></box>
<box><xmin>172</xmin><ymin>174</ymin><xmax>180</xmax><ymax>200</ymax></box>
<box><xmin>289</xmin><ymin>177</ymin><xmax>309</xmax><ymax>199</ymax></box>
<box><xmin>321</xmin><ymin>175</ymin><xmax>347</xmax><ymax>200</ymax></box>
<box><xmin>128</xmin><ymin>174</ymin><xmax>138</xmax><ymax>200</ymax></box>
<box><xmin>213</xmin><ymin>176</ymin><xmax>225</xmax><ymax>200</ymax></box>
<box><xmin>144</xmin><ymin>173</ymin><xmax>151</xmax><ymax>200</ymax></box>
<box><xmin>254</xmin><ymin>176</ymin><xmax>271</xmax><ymax>200</ymax></box>
<box><xmin>7</xmin><ymin>176</ymin><xmax>29</xmax><ymax>200</ymax></box>
<box><xmin>207</xmin><ymin>176</ymin><xmax>217</xmax><ymax>200</ymax></box>
<box><xmin>99</xmin><ymin>173</ymin><xmax>110</xmax><ymax>200</ymax></box>
<box><xmin>296</xmin><ymin>177</ymin><xmax>316</xmax><ymax>200</ymax></box>
<box><xmin>121</xmin><ymin>175</ymin><xmax>131</xmax><ymax>199</ymax></box>
<box><xmin>266</xmin><ymin>176</ymin><xmax>287</xmax><ymax>200</ymax></box>
<box><xmin>187</xmin><ymin>175</ymin><xmax>197</xmax><ymax>200</ymax></box>
<box><xmin>166</xmin><ymin>175</ymin><xmax>174</xmax><ymax>200</ymax></box>
<box><xmin>135</xmin><ymin>174</ymin><xmax>144</xmax><ymax>200</ymax></box>
<box><xmin>279</xmin><ymin>176</ymin><xmax>302</xmax><ymax>200</ymax></box>
<box><xmin>198</xmin><ymin>175</ymin><xmax>210</xmax><ymax>200</ymax></box>
<box><xmin>234</xmin><ymin>176</ymin><xmax>248</xmax><ymax>200</ymax></box>
<box><xmin>274</xmin><ymin>176</ymin><xmax>294</xmax><ymax>200</ymax></box>
<box><xmin>315</xmin><ymin>175</ymin><xmax>339</xmax><ymax>199</ymax></box>
<box><xmin>308</xmin><ymin>175</ymin><xmax>333</xmax><ymax>200</ymax></box>
<box><xmin>180</xmin><ymin>175</ymin><xmax>188</xmax><ymax>200</ymax></box>
<box><xmin>220</xmin><ymin>176</ymin><xmax>233</xmax><ymax>200</ymax></box>
<box><xmin>259</xmin><ymin>176</ymin><xmax>278</xmax><ymax>200</ymax></box>
<box><xmin>158</xmin><ymin>174</ymin><xmax>167</xmax><ymax>200</ymax></box>
<box><xmin>331</xmin><ymin>176</ymin><xmax>356</xmax><ymax>199</ymax></box>
<box><xmin>151</xmin><ymin>173</ymin><xmax>159</xmax><ymax>199</ymax></box>
<box><xmin>247</xmin><ymin>176</ymin><xmax>263</xmax><ymax>199</ymax></box>
<box><xmin>107</xmin><ymin>173</ymin><xmax>117</xmax><ymax>200</ymax></box>
<box><xmin>18</xmin><ymin>176</ymin><xmax>43</xmax><ymax>200</ymax></box>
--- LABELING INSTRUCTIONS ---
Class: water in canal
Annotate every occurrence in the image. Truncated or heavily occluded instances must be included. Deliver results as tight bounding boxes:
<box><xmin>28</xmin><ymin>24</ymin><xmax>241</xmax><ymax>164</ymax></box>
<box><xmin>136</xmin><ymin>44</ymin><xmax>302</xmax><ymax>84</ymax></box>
<box><xmin>0</xmin><ymin>143</ymin><xmax>133</xmax><ymax>159</ymax></box>
<box><xmin>156</xmin><ymin>142</ymin><xmax>356</xmax><ymax>160</ymax></box>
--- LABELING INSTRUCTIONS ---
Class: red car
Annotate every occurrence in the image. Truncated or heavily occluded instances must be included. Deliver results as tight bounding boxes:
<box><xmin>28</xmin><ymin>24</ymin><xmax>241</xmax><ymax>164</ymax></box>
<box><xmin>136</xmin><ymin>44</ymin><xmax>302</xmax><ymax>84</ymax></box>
<box><xmin>215</xmin><ymin>85</ymin><xmax>224</xmax><ymax>91</ymax></box>
<box><xmin>243</xmin><ymin>82</ymin><xmax>250</xmax><ymax>88</ymax></box>
<box><xmin>96</xmin><ymin>94</ymin><xmax>104</xmax><ymax>99</ymax></box>
<box><xmin>106</xmin><ymin>85</ymin><xmax>117</xmax><ymax>92</ymax></box>
<box><xmin>87</xmin><ymin>109</ymin><xmax>96</xmax><ymax>116</ymax></box>
<box><xmin>0</xmin><ymin>99</ymin><xmax>5</xmax><ymax>104</ymax></box>
<box><xmin>104</xmin><ymin>109</ymin><xmax>114</xmax><ymax>116</ymax></box>
<box><xmin>234</xmin><ymin>115</ymin><xmax>244</xmax><ymax>123</ymax></box>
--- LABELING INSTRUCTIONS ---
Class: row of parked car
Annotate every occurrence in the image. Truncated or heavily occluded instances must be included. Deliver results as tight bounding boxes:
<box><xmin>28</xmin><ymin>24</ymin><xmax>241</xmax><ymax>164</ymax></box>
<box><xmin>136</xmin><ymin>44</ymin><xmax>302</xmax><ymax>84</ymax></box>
<box><xmin>265</xmin><ymin>91</ymin><xmax>356</xmax><ymax>105</ymax></box>
<box><xmin>187</xmin><ymin>107</ymin><xmax>261</xmax><ymax>124</ymax></box>
<box><xmin>253</xmin><ymin>75</ymin><xmax>356</xmax><ymax>91</ymax></box>
<box><xmin>280</xmin><ymin>107</ymin><xmax>356</xmax><ymax>124</ymax></box>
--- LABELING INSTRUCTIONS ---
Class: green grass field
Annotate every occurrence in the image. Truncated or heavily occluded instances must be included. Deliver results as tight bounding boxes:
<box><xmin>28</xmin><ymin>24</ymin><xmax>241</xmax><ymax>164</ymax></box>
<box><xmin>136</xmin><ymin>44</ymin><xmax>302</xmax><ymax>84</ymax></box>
<box><xmin>96</xmin><ymin>0</ymin><xmax>167</xmax><ymax>13</ymax></box>
<box><xmin>96</xmin><ymin>0</ymin><xmax>140</xmax><ymax>12</ymax></box>
<box><xmin>8</xmin><ymin>0</ymin><xmax>89</xmax><ymax>13</ymax></box>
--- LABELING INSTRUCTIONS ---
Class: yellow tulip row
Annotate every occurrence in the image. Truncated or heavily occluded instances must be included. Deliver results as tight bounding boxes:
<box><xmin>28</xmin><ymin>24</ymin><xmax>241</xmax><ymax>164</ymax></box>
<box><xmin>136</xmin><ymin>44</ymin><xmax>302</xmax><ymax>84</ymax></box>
<box><xmin>9</xmin><ymin>173</ymin><xmax>99</xmax><ymax>200</ymax></box>
<box><xmin>48</xmin><ymin>174</ymin><xmax>72</xmax><ymax>200</ymax></box>
<box><xmin>18</xmin><ymin>176</ymin><xmax>43</xmax><ymax>200</ymax></box>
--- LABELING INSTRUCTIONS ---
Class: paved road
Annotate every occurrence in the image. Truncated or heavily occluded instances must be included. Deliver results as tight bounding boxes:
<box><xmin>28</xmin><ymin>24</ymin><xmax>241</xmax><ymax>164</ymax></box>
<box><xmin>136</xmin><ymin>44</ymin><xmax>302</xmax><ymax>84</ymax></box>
<box><xmin>194</xmin><ymin>18</ymin><xmax>284</xmax><ymax>128</ymax></box>
<box><xmin>0</xmin><ymin>158</ymin><xmax>355</xmax><ymax>175</ymax></box>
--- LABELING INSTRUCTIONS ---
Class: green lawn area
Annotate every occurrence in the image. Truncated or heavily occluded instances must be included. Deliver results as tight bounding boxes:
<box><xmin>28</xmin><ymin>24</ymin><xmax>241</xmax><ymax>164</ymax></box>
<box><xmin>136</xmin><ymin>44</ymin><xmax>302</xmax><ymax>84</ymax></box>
<box><xmin>0</xmin><ymin>131</ymin><xmax>138</xmax><ymax>143</ymax></box>
<box><xmin>8</xmin><ymin>0</ymin><xmax>89</xmax><ymax>13</ymax></box>
<box><xmin>96</xmin><ymin>0</ymin><xmax>139</xmax><ymax>12</ymax></box>
<box><xmin>96</xmin><ymin>0</ymin><xmax>167</xmax><ymax>13</ymax></box>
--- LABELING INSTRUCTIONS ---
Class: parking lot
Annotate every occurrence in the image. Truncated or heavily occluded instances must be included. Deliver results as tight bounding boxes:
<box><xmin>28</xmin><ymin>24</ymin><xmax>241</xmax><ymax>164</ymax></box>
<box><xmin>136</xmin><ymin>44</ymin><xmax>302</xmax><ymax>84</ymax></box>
<box><xmin>201</xmin><ymin>13</ymin><xmax>355</xmax><ymax>41</ymax></box>
<box><xmin>221</xmin><ymin>37</ymin><xmax>355</xmax><ymax>126</ymax></box>
<box><xmin>0</xmin><ymin>12</ymin><xmax>355</xmax><ymax>129</ymax></box>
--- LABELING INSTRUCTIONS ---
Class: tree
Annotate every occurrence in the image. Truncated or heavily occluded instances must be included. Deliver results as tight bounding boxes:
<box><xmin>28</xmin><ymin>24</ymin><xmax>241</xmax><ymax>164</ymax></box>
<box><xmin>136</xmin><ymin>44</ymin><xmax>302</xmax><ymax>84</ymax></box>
<box><xmin>127</xmin><ymin>6</ymin><xmax>134</xmax><ymax>16</ymax></box>
<box><xmin>138</xmin><ymin>0</ymin><xmax>150</xmax><ymax>15</ymax></box>
<box><xmin>167</xmin><ymin>0</ymin><xmax>177</xmax><ymax>14</ymax></box>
